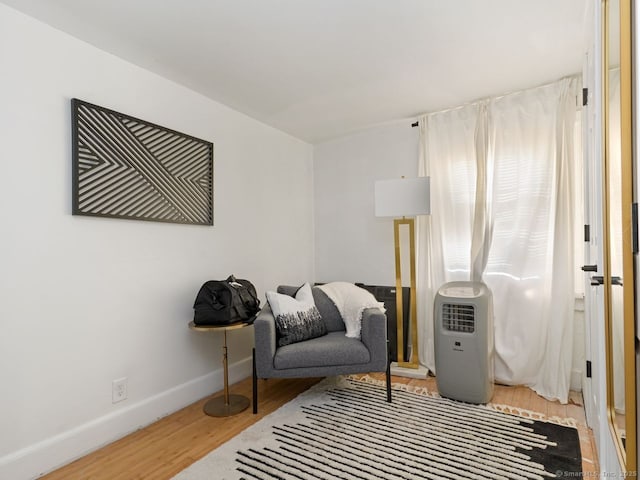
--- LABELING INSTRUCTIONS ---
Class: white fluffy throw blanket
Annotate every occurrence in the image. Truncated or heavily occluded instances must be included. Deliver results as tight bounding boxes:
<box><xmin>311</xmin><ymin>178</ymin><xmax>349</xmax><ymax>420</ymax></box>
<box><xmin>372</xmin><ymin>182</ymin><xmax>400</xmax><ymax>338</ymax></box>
<box><xmin>317</xmin><ymin>282</ymin><xmax>385</xmax><ymax>339</ymax></box>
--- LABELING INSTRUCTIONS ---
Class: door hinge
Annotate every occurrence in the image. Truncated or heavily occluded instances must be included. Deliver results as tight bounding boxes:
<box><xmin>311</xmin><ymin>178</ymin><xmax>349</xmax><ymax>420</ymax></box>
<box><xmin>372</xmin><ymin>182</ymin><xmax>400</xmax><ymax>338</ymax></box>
<box><xmin>584</xmin><ymin>224</ymin><xmax>590</xmax><ymax>242</ymax></box>
<box><xmin>586</xmin><ymin>360</ymin><xmax>592</xmax><ymax>378</ymax></box>
<box><xmin>583</xmin><ymin>87</ymin><xmax>588</xmax><ymax>106</ymax></box>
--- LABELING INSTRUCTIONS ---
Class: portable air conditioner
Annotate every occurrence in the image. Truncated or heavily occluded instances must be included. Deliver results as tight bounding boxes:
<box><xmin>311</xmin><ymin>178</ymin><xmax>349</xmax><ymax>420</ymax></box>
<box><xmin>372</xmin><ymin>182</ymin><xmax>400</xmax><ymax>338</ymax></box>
<box><xmin>434</xmin><ymin>281</ymin><xmax>494</xmax><ymax>404</ymax></box>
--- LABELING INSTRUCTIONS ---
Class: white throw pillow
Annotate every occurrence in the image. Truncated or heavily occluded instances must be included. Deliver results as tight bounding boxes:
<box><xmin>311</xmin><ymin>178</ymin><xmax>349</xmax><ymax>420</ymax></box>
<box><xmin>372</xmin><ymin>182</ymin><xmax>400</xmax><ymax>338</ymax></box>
<box><xmin>266</xmin><ymin>283</ymin><xmax>327</xmax><ymax>346</ymax></box>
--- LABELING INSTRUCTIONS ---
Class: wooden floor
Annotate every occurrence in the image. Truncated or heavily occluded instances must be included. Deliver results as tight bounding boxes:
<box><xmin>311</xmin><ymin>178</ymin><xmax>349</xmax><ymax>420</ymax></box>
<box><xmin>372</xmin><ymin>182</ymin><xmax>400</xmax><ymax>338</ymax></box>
<box><xmin>41</xmin><ymin>374</ymin><xmax>598</xmax><ymax>479</ymax></box>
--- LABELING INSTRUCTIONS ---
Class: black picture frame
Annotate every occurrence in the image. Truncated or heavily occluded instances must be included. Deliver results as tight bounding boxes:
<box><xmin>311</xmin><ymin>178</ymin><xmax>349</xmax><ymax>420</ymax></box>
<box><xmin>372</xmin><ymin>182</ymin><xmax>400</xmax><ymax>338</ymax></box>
<box><xmin>71</xmin><ymin>98</ymin><xmax>213</xmax><ymax>225</ymax></box>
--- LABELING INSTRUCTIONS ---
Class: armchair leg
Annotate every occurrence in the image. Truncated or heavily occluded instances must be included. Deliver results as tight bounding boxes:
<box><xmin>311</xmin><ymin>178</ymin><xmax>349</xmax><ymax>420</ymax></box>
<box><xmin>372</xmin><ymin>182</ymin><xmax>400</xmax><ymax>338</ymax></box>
<box><xmin>386</xmin><ymin>340</ymin><xmax>392</xmax><ymax>403</ymax></box>
<box><xmin>252</xmin><ymin>348</ymin><xmax>258</xmax><ymax>414</ymax></box>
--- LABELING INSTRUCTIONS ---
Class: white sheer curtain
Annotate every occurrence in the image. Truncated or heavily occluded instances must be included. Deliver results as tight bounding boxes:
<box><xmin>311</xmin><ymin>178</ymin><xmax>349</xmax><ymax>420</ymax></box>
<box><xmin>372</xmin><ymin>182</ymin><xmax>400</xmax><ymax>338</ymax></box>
<box><xmin>471</xmin><ymin>102</ymin><xmax>492</xmax><ymax>283</ymax></box>
<box><xmin>416</xmin><ymin>77</ymin><xmax>580</xmax><ymax>402</ymax></box>
<box><xmin>416</xmin><ymin>104</ymin><xmax>478</xmax><ymax>373</ymax></box>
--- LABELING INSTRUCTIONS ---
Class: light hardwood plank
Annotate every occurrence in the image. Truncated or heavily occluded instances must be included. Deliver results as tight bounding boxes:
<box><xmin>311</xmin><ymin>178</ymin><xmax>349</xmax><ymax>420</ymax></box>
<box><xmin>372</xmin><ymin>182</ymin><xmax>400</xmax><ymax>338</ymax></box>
<box><xmin>40</xmin><ymin>377</ymin><xmax>320</xmax><ymax>480</ymax></box>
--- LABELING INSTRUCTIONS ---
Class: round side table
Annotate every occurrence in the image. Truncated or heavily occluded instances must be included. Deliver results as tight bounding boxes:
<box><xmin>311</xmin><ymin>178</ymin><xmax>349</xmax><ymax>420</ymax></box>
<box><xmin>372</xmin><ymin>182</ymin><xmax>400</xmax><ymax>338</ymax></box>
<box><xmin>189</xmin><ymin>321</ymin><xmax>251</xmax><ymax>417</ymax></box>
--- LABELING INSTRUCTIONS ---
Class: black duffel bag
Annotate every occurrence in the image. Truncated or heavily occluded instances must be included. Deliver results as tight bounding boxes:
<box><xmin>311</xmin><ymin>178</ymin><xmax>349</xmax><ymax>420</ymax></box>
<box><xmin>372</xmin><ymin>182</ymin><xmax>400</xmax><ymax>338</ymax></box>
<box><xmin>193</xmin><ymin>275</ymin><xmax>260</xmax><ymax>326</ymax></box>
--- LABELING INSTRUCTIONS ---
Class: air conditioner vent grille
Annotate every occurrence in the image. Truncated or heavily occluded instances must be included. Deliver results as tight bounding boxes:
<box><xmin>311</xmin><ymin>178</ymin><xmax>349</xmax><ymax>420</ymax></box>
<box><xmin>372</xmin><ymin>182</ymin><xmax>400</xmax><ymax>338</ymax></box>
<box><xmin>442</xmin><ymin>303</ymin><xmax>475</xmax><ymax>333</ymax></box>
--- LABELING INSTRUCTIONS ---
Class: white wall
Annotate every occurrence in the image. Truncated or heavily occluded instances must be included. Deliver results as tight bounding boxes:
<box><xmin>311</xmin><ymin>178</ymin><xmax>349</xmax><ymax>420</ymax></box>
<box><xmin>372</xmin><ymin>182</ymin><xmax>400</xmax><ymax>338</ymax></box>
<box><xmin>314</xmin><ymin>121</ymin><xmax>419</xmax><ymax>285</ymax></box>
<box><xmin>0</xmin><ymin>5</ymin><xmax>314</xmax><ymax>479</ymax></box>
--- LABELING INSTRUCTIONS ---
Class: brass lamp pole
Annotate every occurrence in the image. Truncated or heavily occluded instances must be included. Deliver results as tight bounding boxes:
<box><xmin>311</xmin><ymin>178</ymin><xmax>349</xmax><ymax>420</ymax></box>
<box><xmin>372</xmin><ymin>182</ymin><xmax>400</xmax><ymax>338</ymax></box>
<box><xmin>394</xmin><ymin>216</ymin><xmax>419</xmax><ymax>368</ymax></box>
<box><xmin>375</xmin><ymin>176</ymin><xmax>430</xmax><ymax>374</ymax></box>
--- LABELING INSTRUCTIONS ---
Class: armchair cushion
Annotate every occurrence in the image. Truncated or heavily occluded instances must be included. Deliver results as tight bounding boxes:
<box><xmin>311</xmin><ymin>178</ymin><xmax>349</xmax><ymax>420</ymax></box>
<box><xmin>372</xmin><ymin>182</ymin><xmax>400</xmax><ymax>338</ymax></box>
<box><xmin>273</xmin><ymin>331</ymin><xmax>370</xmax><ymax>370</ymax></box>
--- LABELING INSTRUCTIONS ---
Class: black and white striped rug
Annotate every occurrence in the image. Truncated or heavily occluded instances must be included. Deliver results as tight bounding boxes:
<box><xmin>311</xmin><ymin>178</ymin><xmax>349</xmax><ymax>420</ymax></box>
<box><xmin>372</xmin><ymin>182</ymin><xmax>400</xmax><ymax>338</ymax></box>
<box><xmin>173</xmin><ymin>377</ymin><xmax>582</xmax><ymax>480</ymax></box>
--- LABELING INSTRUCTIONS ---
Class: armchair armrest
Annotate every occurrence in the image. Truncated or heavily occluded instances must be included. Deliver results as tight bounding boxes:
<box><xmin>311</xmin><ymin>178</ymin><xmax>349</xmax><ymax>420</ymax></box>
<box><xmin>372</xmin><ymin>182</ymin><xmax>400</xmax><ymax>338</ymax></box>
<box><xmin>360</xmin><ymin>308</ymin><xmax>388</xmax><ymax>366</ymax></box>
<box><xmin>254</xmin><ymin>304</ymin><xmax>277</xmax><ymax>377</ymax></box>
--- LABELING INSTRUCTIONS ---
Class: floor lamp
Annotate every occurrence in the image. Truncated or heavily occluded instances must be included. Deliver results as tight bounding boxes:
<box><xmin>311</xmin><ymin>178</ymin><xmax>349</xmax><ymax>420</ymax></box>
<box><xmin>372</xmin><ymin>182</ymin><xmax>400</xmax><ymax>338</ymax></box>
<box><xmin>375</xmin><ymin>177</ymin><xmax>430</xmax><ymax>378</ymax></box>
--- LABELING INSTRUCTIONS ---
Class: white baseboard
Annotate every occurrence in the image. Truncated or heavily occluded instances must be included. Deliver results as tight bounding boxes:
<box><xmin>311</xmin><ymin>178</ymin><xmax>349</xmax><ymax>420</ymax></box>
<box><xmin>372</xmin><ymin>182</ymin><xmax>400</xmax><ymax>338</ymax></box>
<box><xmin>0</xmin><ymin>356</ymin><xmax>252</xmax><ymax>480</ymax></box>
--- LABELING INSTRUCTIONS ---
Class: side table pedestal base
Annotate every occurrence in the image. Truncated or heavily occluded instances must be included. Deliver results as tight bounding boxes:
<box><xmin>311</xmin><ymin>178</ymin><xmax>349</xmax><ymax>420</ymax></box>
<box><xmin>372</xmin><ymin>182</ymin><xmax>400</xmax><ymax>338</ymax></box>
<box><xmin>203</xmin><ymin>394</ymin><xmax>250</xmax><ymax>417</ymax></box>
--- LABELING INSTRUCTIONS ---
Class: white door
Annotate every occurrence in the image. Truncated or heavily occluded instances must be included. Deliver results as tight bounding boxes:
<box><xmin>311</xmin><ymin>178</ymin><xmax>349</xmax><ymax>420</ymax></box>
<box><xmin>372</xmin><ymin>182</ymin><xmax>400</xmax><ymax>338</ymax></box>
<box><xmin>581</xmin><ymin>2</ymin><xmax>604</xmax><ymax>446</ymax></box>
<box><xmin>582</xmin><ymin>1</ymin><xmax>627</xmax><ymax>473</ymax></box>
<box><xmin>581</xmin><ymin>52</ymin><xmax>603</xmax><ymax>437</ymax></box>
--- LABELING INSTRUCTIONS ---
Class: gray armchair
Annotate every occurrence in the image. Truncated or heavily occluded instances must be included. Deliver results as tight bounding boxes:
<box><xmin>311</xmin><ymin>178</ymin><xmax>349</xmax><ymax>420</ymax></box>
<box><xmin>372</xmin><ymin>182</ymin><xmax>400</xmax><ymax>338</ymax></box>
<box><xmin>252</xmin><ymin>285</ymin><xmax>391</xmax><ymax>413</ymax></box>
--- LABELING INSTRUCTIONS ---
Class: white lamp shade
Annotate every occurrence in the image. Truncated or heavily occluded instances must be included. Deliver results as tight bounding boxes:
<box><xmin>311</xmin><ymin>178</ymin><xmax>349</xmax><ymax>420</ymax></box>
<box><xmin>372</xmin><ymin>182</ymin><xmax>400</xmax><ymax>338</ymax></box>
<box><xmin>375</xmin><ymin>177</ymin><xmax>430</xmax><ymax>217</ymax></box>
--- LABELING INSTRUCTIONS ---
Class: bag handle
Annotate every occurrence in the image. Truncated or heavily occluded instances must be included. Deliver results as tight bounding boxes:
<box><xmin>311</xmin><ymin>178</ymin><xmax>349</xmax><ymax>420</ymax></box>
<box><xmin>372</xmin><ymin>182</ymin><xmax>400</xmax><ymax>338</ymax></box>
<box><xmin>226</xmin><ymin>275</ymin><xmax>260</xmax><ymax>311</ymax></box>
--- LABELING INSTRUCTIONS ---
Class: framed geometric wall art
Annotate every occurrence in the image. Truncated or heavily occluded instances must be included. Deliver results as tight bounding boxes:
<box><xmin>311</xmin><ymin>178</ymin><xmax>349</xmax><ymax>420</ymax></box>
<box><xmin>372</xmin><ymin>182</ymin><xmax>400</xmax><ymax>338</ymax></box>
<box><xmin>71</xmin><ymin>99</ymin><xmax>213</xmax><ymax>225</ymax></box>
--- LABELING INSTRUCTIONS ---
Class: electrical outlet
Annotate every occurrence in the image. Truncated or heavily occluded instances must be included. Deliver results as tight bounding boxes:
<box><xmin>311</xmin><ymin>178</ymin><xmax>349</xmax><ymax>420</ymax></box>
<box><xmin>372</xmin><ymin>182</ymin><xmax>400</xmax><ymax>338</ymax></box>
<box><xmin>112</xmin><ymin>377</ymin><xmax>128</xmax><ymax>403</ymax></box>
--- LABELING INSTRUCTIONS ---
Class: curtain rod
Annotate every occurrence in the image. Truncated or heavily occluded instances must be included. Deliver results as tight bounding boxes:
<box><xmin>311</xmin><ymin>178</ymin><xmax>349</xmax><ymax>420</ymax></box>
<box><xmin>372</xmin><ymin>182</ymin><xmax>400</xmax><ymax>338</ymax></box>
<box><xmin>409</xmin><ymin>73</ymin><xmax>581</xmax><ymax>129</ymax></box>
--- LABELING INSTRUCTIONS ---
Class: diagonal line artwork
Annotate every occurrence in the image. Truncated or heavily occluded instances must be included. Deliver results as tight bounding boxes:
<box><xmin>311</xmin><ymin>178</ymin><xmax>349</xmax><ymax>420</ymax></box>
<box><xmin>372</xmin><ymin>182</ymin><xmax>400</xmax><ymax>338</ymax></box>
<box><xmin>72</xmin><ymin>99</ymin><xmax>213</xmax><ymax>225</ymax></box>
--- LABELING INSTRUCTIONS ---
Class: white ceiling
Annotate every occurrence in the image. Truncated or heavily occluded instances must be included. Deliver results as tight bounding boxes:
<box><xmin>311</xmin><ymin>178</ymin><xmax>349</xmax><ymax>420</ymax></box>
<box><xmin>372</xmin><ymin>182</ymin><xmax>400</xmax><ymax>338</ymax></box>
<box><xmin>2</xmin><ymin>0</ymin><xmax>587</xmax><ymax>143</ymax></box>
